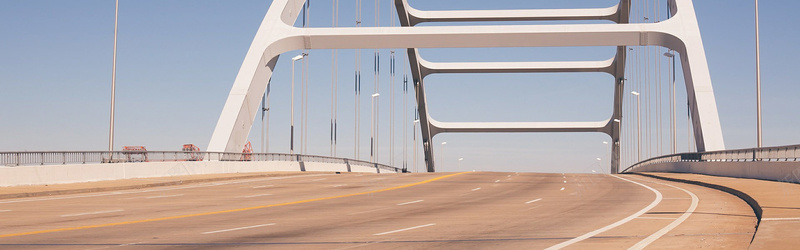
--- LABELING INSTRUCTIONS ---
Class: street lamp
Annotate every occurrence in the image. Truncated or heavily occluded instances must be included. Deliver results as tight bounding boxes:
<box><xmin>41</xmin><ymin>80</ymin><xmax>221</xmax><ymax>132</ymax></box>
<box><xmin>371</xmin><ymin>93</ymin><xmax>380</xmax><ymax>163</ymax></box>
<box><xmin>631</xmin><ymin>91</ymin><xmax>641</xmax><ymax>162</ymax></box>
<box><xmin>290</xmin><ymin>54</ymin><xmax>305</xmax><ymax>154</ymax></box>
<box><xmin>109</xmin><ymin>0</ymin><xmax>119</xmax><ymax>154</ymax></box>
<box><xmin>755</xmin><ymin>0</ymin><xmax>763</xmax><ymax>148</ymax></box>
<box><xmin>440</xmin><ymin>141</ymin><xmax>447</xmax><ymax>169</ymax></box>
<box><xmin>602</xmin><ymin>141</ymin><xmax>609</xmax><ymax>170</ymax></box>
<box><xmin>413</xmin><ymin>119</ymin><xmax>419</xmax><ymax>172</ymax></box>
<box><xmin>664</xmin><ymin>51</ymin><xmax>677</xmax><ymax>154</ymax></box>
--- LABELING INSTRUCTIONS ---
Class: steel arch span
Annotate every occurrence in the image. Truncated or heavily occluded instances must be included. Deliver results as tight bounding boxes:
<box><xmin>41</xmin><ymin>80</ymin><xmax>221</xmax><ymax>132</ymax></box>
<box><xmin>207</xmin><ymin>0</ymin><xmax>725</xmax><ymax>173</ymax></box>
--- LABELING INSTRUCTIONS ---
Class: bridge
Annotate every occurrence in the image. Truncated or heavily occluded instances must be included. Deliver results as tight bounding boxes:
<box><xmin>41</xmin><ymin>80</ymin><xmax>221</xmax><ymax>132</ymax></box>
<box><xmin>1</xmin><ymin>0</ymin><xmax>799</xmax><ymax>248</ymax></box>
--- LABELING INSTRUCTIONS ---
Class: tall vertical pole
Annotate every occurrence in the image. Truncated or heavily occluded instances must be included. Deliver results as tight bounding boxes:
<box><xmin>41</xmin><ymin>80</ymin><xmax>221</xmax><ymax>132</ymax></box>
<box><xmin>108</xmin><ymin>0</ymin><xmax>119</xmax><ymax>153</ymax></box>
<box><xmin>291</xmin><ymin>59</ymin><xmax>296</xmax><ymax>154</ymax></box>
<box><xmin>755</xmin><ymin>0</ymin><xmax>763</xmax><ymax>148</ymax></box>
<box><xmin>632</xmin><ymin>91</ymin><xmax>641</xmax><ymax>162</ymax></box>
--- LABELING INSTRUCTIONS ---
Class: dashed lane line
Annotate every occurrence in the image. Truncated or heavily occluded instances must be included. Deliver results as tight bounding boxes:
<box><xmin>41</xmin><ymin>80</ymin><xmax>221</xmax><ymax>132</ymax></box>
<box><xmin>0</xmin><ymin>172</ymin><xmax>469</xmax><ymax>238</ymax></box>
<box><xmin>545</xmin><ymin>175</ymin><xmax>663</xmax><ymax>250</ymax></box>
<box><xmin>202</xmin><ymin>223</ymin><xmax>276</xmax><ymax>234</ymax></box>
<box><xmin>373</xmin><ymin>224</ymin><xmax>436</xmax><ymax>236</ymax></box>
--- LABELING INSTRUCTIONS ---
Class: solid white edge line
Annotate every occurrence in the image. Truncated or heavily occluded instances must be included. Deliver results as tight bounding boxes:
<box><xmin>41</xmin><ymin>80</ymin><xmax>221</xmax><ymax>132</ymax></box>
<box><xmin>202</xmin><ymin>223</ymin><xmax>276</xmax><ymax>234</ymax></box>
<box><xmin>240</xmin><ymin>194</ymin><xmax>272</xmax><ymax>198</ymax></box>
<box><xmin>545</xmin><ymin>175</ymin><xmax>663</xmax><ymax>250</ymax></box>
<box><xmin>0</xmin><ymin>210</ymin><xmax>11</xmax><ymax>212</ymax></box>
<box><xmin>471</xmin><ymin>187</ymin><xmax>481</xmax><ymax>191</ymax></box>
<box><xmin>397</xmin><ymin>200</ymin><xmax>424</xmax><ymax>206</ymax></box>
<box><xmin>61</xmin><ymin>209</ymin><xmax>125</xmax><ymax>217</ymax></box>
<box><xmin>629</xmin><ymin>181</ymin><xmax>699</xmax><ymax>250</ymax></box>
<box><xmin>373</xmin><ymin>223</ymin><xmax>435</xmax><ymax>236</ymax></box>
<box><xmin>525</xmin><ymin>198</ymin><xmax>542</xmax><ymax>204</ymax></box>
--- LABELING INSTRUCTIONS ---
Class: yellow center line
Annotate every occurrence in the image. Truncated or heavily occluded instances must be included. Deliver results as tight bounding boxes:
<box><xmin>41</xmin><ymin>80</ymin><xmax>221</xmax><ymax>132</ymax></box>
<box><xmin>0</xmin><ymin>172</ymin><xmax>469</xmax><ymax>238</ymax></box>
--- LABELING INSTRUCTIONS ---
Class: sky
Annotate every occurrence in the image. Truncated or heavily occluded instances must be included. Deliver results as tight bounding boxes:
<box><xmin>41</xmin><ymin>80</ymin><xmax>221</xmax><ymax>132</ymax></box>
<box><xmin>1</xmin><ymin>0</ymin><xmax>799</xmax><ymax>173</ymax></box>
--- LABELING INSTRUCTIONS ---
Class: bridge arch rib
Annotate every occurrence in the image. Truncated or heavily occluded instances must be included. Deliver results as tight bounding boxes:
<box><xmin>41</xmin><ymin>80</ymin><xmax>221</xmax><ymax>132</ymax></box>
<box><xmin>207</xmin><ymin>0</ymin><xmax>724</xmax><ymax>173</ymax></box>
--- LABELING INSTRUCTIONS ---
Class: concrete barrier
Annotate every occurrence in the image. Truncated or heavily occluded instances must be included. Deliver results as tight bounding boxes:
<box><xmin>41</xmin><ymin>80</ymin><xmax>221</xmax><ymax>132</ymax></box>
<box><xmin>628</xmin><ymin>161</ymin><xmax>800</xmax><ymax>184</ymax></box>
<box><xmin>0</xmin><ymin>160</ymin><xmax>391</xmax><ymax>187</ymax></box>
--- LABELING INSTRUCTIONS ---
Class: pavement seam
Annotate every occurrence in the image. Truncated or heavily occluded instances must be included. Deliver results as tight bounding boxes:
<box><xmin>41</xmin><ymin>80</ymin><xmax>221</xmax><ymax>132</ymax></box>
<box><xmin>628</xmin><ymin>172</ymin><xmax>762</xmax><ymax>245</ymax></box>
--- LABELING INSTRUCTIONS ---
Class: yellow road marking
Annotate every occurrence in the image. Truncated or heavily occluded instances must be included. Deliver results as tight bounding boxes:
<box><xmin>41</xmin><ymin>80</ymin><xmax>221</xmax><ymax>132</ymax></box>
<box><xmin>0</xmin><ymin>172</ymin><xmax>468</xmax><ymax>238</ymax></box>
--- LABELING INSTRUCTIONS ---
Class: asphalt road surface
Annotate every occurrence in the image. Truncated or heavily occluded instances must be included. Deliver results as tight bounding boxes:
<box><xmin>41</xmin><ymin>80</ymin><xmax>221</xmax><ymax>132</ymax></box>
<box><xmin>0</xmin><ymin>172</ymin><xmax>756</xmax><ymax>249</ymax></box>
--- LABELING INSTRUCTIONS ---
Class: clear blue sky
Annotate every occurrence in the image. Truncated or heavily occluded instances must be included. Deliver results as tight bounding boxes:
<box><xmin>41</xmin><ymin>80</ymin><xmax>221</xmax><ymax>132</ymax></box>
<box><xmin>1</xmin><ymin>0</ymin><xmax>798</xmax><ymax>173</ymax></box>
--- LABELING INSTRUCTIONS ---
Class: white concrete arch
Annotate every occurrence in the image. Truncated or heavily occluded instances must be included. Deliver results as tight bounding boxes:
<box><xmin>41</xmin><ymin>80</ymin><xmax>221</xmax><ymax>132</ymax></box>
<box><xmin>207</xmin><ymin>0</ymin><xmax>724</xmax><ymax>174</ymax></box>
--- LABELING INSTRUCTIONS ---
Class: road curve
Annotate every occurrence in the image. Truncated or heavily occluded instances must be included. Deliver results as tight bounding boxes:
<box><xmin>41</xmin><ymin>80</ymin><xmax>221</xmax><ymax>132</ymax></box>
<box><xmin>0</xmin><ymin>172</ymin><xmax>756</xmax><ymax>249</ymax></box>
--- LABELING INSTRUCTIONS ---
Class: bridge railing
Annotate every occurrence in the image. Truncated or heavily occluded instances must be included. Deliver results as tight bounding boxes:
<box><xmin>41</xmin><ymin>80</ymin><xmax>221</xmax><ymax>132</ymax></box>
<box><xmin>0</xmin><ymin>151</ymin><xmax>404</xmax><ymax>173</ymax></box>
<box><xmin>622</xmin><ymin>144</ymin><xmax>800</xmax><ymax>173</ymax></box>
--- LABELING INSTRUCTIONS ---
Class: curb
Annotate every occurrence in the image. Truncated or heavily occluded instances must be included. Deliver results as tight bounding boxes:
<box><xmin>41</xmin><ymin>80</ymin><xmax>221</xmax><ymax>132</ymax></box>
<box><xmin>627</xmin><ymin>172</ymin><xmax>762</xmax><ymax>244</ymax></box>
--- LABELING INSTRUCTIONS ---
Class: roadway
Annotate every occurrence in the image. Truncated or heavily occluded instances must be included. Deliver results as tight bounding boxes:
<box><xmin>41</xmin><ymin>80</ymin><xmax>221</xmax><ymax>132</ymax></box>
<box><xmin>0</xmin><ymin>172</ymin><xmax>756</xmax><ymax>249</ymax></box>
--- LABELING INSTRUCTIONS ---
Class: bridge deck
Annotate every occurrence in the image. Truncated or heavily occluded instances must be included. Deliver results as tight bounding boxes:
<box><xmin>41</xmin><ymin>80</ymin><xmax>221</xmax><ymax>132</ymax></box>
<box><xmin>0</xmin><ymin>172</ymin><xmax>755</xmax><ymax>249</ymax></box>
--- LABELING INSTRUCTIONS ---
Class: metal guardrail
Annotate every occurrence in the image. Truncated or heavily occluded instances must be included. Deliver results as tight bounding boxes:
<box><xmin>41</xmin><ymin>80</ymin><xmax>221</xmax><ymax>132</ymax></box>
<box><xmin>0</xmin><ymin>151</ymin><xmax>404</xmax><ymax>173</ymax></box>
<box><xmin>622</xmin><ymin>144</ymin><xmax>800</xmax><ymax>173</ymax></box>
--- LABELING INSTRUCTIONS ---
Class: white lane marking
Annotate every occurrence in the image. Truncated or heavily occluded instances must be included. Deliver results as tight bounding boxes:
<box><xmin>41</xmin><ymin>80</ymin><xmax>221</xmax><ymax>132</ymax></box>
<box><xmin>0</xmin><ymin>174</ymin><xmax>331</xmax><ymax>204</ymax></box>
<box><xmin>312</xmin><ymin>178</ymin><xmax>327</xmax><ymax>182</ymax></box>
<box><xmin>563</xmin><ymin>180</ymin><xmax>567</xmax><ymax>183</ymax></box>
<box><xmin>636</xmin><ymin>217</ymin><xmax>679</xmax><ymax>220</ymax></box>
<box><xmin>146</xmin><ymin>194</ymin><xmax>184</xmax><ymax>199</ymax></box>
<box><xmin>471</xmin><ymin>188</ymin><xmax>481</xmax><ymax>191</ymax></box>
<box><xmin>374</xmin><ymin>223</ymin><xmax>436</xmax><ymax>236</ymax></box>
<box><xmin>507</xmin><ymin>175</ymin><xmax>511</xmax><ymax>177</ymax></box>
<box><xmin>331</xmin><ymin>184</ymin><xmax>347</xmax><ymax>187</ymax></box>
<box><xmin>347</xmin><ymin>207</ymin><xmax>393</xmax><ymax>215</ymax></box>
<box><xmin>762</xmin><ymin>218</ymin><xmax>800</xmax><ymax>221</ymax></box>
<box><xmin>202</xmin><ymin>223</ymin><xmax>275</xmax><ymax>234</ymax></box>
<box><xmin>252</xmin><ymin>185</ymin><xmax>274</xmax><ymax>188</ymax></box>
<box><xmin>240</xmin><ymin>194</ymin><xmax>272</xmax><ymax>198</ymax></box>
<box><xmin>0</xmin><ymin>210</ymin><xmax>11</xmax><ymax>212</ymax></box>
<box><xmin>560</xmin><ymin>187</ymin><xmax>565</xmax><ymax>191</ymax></box>
<box><xmin>61</xmin><ymin>209</ymin><xmax>125</xmax><ymax>217</ymax></box>
<box><xmin>629</xmin><ymin>181</ymin><xmax>699</xmax><ymax>250</ymax></box>
<box><xmin>545</xmin><ymin>175</ymin><xmax>663</xmax><ymax>250</ymax></box>
<box><xmin>495</xmin><ymin>180</ymin><xmax>500</xmax><ymax>183</ymax></box>
<box><xmin>525</xmin><ymin>198</ymin><xmax>542</xmax><ymax>204</ymax></box>
<box><xmin>397</xmin><ymin>200</ymin><xmax>424</xmax><ymax>206</ymax></box>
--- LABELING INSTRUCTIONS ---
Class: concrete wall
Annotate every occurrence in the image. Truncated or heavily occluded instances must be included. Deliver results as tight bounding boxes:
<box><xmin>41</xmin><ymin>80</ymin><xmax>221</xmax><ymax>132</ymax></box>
<box><xmin>0</xmin><ymin>161</ymin><xmax>392</xmax><ymax>187</ymax></box>
<box><xmin>628</xmin><ymin>161</ymin><xmax>800</xmax><ymax>184</ymax></box>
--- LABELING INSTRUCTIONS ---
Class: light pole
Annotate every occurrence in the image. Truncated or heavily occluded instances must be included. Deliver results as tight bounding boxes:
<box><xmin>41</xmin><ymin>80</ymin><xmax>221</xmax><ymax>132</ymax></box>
<box><xmin>413</xmin><ymin>119</ymin><xmax>419</xmax><ymax>172</ymax></box>
<box><xmin>108</xmin><ymin>0</ymin><xmax>119</xmax><ymax>153</ymax></box>
<box><xmin>291</xmin><ymin>54</ymin><xmax>305</xmax><ymax>154</ymax></box>
<box><xmin>371</xmin><ymin>93</ymin><xmax>380</xmax><ymax>163</ymax></box>
<box><xmin>631</xmin><ymin>91</ymin><xmax>641</xmax><ymax>162</ymax></box>
<box><xmin>263</xmin><ymin>79</ymin><xmax>273</xmax><ymax>154</ymax></box>
<box><xmin>602</xmin><ymin>141</ymin><xmax>609</xmax><ymax>170</ymax></box>
<box><xmin>755</xmin><ymin>0</ymin><xmax>763</xmax><ymax>148</ymax></box>
<box><xmin>440</xmin><ymin>141</ymin><xmax>447</xmax><ymax>169</ymax></box>
<box><xmin>664</xmin><ymin>51</ymin><xmax>676</xmax><ymax>154</ymax></box>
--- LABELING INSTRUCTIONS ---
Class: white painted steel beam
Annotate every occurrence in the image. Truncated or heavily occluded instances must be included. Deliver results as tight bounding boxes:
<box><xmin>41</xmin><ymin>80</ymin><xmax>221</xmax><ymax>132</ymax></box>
<box><xmin>395</xmin><ymin>0</ymin><xmax>630</xmax><ymax>26</ymax></box>
<box><xmin>208</xmin><ymin>0</ymin><xmax>724</xmax><ymax>174</ymax></box>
